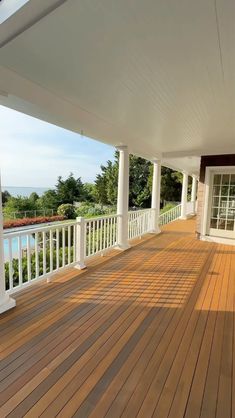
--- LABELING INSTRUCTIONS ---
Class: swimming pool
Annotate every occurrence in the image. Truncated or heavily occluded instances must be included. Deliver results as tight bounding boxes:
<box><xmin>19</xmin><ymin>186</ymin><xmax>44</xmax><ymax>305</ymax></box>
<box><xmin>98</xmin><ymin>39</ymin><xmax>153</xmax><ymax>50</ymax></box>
<box><xmin>4</xmin><ymin>236</ymin><xmax>35</xmax><ymax>260</ymax></box>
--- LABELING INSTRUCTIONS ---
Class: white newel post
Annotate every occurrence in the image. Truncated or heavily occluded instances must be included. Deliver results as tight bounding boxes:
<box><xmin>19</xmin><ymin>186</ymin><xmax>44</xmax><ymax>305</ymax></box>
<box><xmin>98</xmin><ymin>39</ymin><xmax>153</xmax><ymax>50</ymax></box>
<box><xmin>180</xmin><ymin>172</ymin><xmax>188</xmax><ymax>219</ymax></box>
<box><xmin>151</xmin><ymin>159</ymin><xmax>161</xmax><ymax>233</ymax></box>
<box><xmin>191</xmin><ymin>175</ymin><xmax>197</xmax><ymax>214</ymax></box>
<box><xmin>0</xmin><ymin>177</ymin><xmax>16</xmax><ymax>314</ymax></box>
<box><xmin>75</xmin><ymin>217</ymin><xmax>86</xmax><ymax>270</ymax></box>
<box><xmin>116</xmin><ymin>145</ymin><xmax>130</xmax><ymax>250</ymax></box>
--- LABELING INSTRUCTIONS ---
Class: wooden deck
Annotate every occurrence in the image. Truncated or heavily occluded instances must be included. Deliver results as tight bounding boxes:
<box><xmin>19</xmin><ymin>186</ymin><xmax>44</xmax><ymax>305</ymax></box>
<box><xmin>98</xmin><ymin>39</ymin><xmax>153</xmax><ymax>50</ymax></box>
<box><xmin>0</xmin><ymin>218</ymin><xmax>234</xmax><ymax>418</ymax></box>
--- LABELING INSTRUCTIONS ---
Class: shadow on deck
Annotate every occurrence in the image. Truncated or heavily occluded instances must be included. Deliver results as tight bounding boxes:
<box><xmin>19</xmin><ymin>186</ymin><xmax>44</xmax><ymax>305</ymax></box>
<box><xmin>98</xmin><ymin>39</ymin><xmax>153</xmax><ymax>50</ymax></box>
<box><xmin>0</xmin><ymin>218</ymin><xmax>234</xmax><ymax>418</ymax></box>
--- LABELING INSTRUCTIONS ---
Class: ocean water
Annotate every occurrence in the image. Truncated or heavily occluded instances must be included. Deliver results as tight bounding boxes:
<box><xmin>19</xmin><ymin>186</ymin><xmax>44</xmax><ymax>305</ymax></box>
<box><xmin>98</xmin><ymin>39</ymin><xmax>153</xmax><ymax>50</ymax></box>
<box><xmin>2</xmin><ymin>186</ymin><xmax>49</xmax><ymax>197</ymax></box>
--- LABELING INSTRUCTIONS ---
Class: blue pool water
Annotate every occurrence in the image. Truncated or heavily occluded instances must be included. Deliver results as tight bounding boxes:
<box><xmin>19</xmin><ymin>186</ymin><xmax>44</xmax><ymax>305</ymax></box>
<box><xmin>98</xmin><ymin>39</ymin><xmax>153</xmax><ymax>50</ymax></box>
<box><xmin>4</xmin><ymin>236</ymin><xmax>35</xmax><ymax>260</ymax></box>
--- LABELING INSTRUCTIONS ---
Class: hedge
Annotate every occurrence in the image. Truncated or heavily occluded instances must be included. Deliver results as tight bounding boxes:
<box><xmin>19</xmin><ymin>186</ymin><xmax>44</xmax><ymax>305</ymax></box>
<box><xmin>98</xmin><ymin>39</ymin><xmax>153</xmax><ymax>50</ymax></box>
<box><xmin>4</xmin><ymin>216</ymin><xmax>65</xmax><ymax>230</ymax></box>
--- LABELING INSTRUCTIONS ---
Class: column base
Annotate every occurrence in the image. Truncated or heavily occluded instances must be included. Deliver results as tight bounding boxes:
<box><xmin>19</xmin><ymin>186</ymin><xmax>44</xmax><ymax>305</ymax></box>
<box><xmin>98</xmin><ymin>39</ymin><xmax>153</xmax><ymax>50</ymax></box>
<box><xmin>0</xmin><ymin>294</ymin><xmax>16</xmax><ymax>314</ymax></box>
<box><xmin>74</xmin><ymin>263</ymin><xmax>87</xmax><ymax>270</ymax></box>
<box><xmin>150</xmin><ymin>227</ymin><xmax>161</xmax><ymax>234</ymax></box>
<box><xmin>116</xmin><ymin>243</ymin><xmax>131</xmax><ymax>251</ymax></box>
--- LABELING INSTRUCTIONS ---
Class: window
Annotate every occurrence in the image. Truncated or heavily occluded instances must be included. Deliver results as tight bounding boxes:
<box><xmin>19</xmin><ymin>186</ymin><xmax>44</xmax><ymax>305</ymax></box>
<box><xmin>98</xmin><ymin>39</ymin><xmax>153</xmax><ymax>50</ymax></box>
<box><xmin>210</xmin><ymin>173</ymin><xmax>235</xmax><ymax>232</ymax></box>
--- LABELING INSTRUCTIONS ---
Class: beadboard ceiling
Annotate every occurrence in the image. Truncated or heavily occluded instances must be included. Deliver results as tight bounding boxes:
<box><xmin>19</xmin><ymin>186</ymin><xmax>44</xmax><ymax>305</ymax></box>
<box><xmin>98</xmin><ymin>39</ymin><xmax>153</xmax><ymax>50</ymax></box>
<box><xmin>0</xmin><ymin>0</ymin><xmax>235</xmax><ymax>175</ymax></box>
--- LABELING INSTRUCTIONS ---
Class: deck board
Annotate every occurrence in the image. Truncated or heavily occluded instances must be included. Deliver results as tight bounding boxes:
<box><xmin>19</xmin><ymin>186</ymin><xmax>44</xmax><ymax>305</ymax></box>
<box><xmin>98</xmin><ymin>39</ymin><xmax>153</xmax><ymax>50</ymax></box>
<box><xmin>0</xmin><ymin>218</ymin><xmax>234</xmax><ymax>418</ymax></box>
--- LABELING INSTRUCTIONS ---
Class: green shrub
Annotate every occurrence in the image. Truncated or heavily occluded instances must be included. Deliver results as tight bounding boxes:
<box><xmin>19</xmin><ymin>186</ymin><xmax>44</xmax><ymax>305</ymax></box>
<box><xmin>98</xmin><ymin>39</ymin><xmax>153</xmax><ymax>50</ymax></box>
<box><xmin>57</xmin><ymin>204</ymin><xmax>76</xmax><ymax>219</ymax></box>
<box><xmin>76</xmin><ymin>202</ymin><xmax>115</xmax><ymax>218</ymax></box>
<box><xmin>160</xmin><ymin>203</ymin><xmax>177</xmax><ymax>214</ymax></box>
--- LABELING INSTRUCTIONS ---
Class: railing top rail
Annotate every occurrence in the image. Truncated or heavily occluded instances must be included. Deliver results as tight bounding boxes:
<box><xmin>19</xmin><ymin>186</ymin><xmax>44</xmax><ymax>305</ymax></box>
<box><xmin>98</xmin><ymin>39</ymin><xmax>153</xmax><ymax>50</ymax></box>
<box><xmin>3</xmin><ymin>220</ymin><xmax>78</xmax><ymax>238</ymax></box>
<box><xmin>4</xmin><ymin>213</ymin><xmax>120</xmax><ymax>238</ymax></box>
<box><xmin>159</xmin><ymin>203</ymin><xmax>181</xmax><ymax>217</ymax></box>
<box><xmin>84</xmin><ymin>213</ymin><xmax>119</xmax><ymax>222</ymax></box>
<box><xmin>128</xmin><ymin>208</ymin><xmax>153</xmax><ymax>215</ymax></box>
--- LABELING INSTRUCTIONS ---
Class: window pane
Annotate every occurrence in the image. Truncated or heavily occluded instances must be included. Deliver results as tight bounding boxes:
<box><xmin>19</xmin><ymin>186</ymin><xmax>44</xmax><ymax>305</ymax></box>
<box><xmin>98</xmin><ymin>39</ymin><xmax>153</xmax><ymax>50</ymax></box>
<box><xmin>212</xmin><ymin>196</ymin><xmax>220</xmax><ymax>206</ymax></box>
<box><xmin>229</xmin><ymin>185</ymin><xmax>235</xmax><ymax>196</ymax></box>
<box><xmin>220</xmin><ymin>199</ymin><xmax>228</xmax><ymax>209</ymax></box>
<box><xmin>227</xmin><ymin>209</ymin><xmax>235</xmax><ymax>220</ymax></box>
<box><xmin>213</xmin><ymin>186</ymin><xmax>220</xmax><ymax>196</ymax></box>
<box><xmin>231</xmin><ymin>174</ymin><xmax>235</xmax><ymax>185</ymax></box>
<box><xmin>226</xmin><ymin>220</ymin><xmax>234</xmax><ymax>231</ymax></box>
<box><xmin>211</xmin><ymin>207</ymin><xmax>219</xmax><ymax>217</ymax></box>
<box><xmin>213</xmin><ymin>174</ymin><xmax>221</xmax><ymax>185</ymax></box>
<box><xmin>210</xmin><ymin>218</ymin><xmax>217</xmax><ymax>228</ymax></box>
<box><xmin>222</xmin><ymin>174</ymin><xmax>230</xmax><ymax>185</ymax></box>
<box><xmin>218</xmin><ymin>219</ymin><xmax>226</xmax><ymax>229</ymax></box>
<box><xmin>221</xmin><ymin>186</ymin><xmax>229</xmax><ymax>196</ymax></box>
<box><xmin>228</xmin><ymin>198</ymin><xmax>235</xmax><ymax>208</ymax></box>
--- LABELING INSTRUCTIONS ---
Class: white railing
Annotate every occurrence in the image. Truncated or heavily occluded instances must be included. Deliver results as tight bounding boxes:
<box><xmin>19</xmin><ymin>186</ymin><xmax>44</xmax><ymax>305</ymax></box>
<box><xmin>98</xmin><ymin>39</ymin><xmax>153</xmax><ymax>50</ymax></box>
<box><xmin>4</xmin><ymin>221</ymin><xmax>78</xmax><ymax>293</ymax></box>
<box><xmin>128</xmin><ymin>209</ymin><xmax>153</xmax><ymax>240</ymax></box>
<box><xmin>84</xmin><ymin>214</ymin><xmax>118</xmax><ymax>258</ymax></box>
<box><xmin>3</xmin><ymin>214</ymin><xmax>120</xmax><ymax>293</ymax></box>
<box><xmin>186</xmin><ymin>201</ymin><xmax>195</xmax><ymax>215</ymax></box>
<box><xmin>159</xmin><ymin>204</ymin><xmax>181</xmax><ymax>226</ymax></box>
<box><xmin>3</xmin><ymin>205</ymin><xmax>187</xmax><ymax>293</ymax></box>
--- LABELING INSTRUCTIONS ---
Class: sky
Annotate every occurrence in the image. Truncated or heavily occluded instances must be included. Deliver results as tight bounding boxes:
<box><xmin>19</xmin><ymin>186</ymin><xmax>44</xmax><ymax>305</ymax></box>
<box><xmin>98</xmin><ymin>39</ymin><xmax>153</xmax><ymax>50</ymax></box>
<box><xmin>0</xmin><ymin>105</ymin><xmax>115</xmax><ymax>187</ymax></box>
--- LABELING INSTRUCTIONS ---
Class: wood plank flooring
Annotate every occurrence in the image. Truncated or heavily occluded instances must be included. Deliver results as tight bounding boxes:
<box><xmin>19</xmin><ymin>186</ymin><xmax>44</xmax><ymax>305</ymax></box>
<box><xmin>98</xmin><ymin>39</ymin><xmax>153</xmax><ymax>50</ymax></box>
<box><xmin>0</xmin><ymin>218</ymin><xmax>234</xmax><ymax>418</ymax></box>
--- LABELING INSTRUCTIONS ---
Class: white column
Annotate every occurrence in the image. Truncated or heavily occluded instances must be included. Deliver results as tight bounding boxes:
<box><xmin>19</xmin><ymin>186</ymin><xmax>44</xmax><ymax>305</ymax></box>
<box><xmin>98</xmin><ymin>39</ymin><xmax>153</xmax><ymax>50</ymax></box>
<box><xmin>151</xmin><ymin>160</ymin><xmax>161</xmax><ymax>233</ymax></box>
<box><xmin>180</xmin><ymin>172</ymin><xmax>188</xmax><ymax>219</ymax></box>
<box><xmin>191</xmin><ymin>176</ymin><xmax>197</xmax><ymax>214</ymax></box>
<box><xmin>116</xmin><ymin>145</ymin><xmax>130</xmax><ymax>250</ymax></box>
<box><xmin>0</xmin><ymin>176</ymin><xmax>15</xmax><ymax>314</ymax></box>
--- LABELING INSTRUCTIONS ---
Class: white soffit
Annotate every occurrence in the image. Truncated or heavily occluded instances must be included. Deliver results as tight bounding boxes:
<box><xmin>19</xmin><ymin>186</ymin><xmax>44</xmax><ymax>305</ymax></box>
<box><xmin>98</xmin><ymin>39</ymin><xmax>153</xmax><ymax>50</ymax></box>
<box><xmin>0</xmin><ymin>0</ymin><xmax>235</xmax><ymax>175</ymax></box>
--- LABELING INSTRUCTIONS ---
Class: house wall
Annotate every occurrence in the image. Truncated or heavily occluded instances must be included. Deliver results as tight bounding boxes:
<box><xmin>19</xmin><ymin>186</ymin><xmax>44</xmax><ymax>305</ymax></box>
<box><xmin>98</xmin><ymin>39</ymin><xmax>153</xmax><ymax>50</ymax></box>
<box><xmin>196</xmin><ymin>154</ymin><xmax>235</xmax><ymax>236</ymax></box>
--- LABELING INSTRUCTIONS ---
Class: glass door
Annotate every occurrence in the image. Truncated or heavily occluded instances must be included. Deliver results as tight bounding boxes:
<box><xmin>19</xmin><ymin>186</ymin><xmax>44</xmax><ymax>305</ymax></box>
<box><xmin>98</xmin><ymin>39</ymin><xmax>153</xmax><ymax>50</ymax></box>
<box><xmin>209</xmin><ymin>173</ymin><xmax>235</xmax><ymax>238</ymax></box>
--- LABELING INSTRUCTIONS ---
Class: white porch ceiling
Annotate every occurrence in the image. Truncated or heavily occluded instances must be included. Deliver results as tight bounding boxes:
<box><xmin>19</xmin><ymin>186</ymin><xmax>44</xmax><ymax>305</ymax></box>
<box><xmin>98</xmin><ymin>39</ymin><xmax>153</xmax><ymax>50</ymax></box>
<box><xmin>0</xmin><ymin>0</ymin><xmax>235</xmax><ymax>176</ymax></box>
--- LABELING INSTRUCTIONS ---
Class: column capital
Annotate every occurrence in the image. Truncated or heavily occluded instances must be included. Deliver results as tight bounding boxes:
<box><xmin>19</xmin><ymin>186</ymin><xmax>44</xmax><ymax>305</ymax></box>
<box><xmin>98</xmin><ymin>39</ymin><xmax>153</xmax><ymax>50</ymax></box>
<box><xmin>152</xmin><ymin>158</ymin><xmax>161</xmax><ymax>164</ymax></box>
<box><xmin>115</xmin><ymin>145</ymin><xmax>128</xmax><ymax>152</ymax></box>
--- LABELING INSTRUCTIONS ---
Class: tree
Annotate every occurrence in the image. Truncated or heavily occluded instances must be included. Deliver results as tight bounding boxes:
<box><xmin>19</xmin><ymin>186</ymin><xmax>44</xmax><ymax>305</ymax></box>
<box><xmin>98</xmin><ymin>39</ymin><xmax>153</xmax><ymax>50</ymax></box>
<box><xmin>94</xmin><ymin>152</ymin><xmax>184</xmax><ymax>209</ymax></box>
<box><xmin>94</xmin><ymin>152</ymin><xmax>152</xmax><ymax>208</ymax></box>
<box><xmin>83</xmin><ymin>183</ymin><xmax>96</xmax><ymax>202</ymax></box>
<box><xmin>160</xmin><ymin>167</ymin><xmax>182</xmax><ymax>203</ymax></box>
<box><xmin>94</xmin><ymin>155</ymin><xmax>118</xmax><ymax>206</ymax></box>
<box><xmin>94</xmin><ymin>173</ymin><xmax>109</xmax><ymax>205</ymax></box>
<box><xmin>2</xmin><ymin>190</ymin><xmax>11</xmax><ymax>205</ymax></box>
<box><xmin>29</xmin><ymin>192</ymin><xmax>39</xmax><ymax>204</ymax></box>
<box><xmin>129</xmin><ymin>155</ymin><xmax>151</xmax><ymax>207</ymax></box>
<box><xmin>37</xmin><ymin>190</ymin><xmax>59</xmax><ymax>210</ymax></box>
<box><xmin>55</xmin><ymin>173</ymin><xmax>85</xmax><ymax>205</ymax></box>
<box><xmin>3</xmin><ymin>196</ymin><xmax>38</xmax><ymax>217</ymax></box>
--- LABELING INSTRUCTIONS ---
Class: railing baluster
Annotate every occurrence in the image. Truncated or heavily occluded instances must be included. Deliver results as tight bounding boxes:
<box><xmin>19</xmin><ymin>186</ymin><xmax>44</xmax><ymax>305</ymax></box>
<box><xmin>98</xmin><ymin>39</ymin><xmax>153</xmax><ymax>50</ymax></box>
<box><xmin>18</xmin><ymin>236</ymin><xmax>23</xmax><ymax>287</ymax></box>
<box><xmin>27</xmin><ymin>234</ymin><xmax>31</xmax><ymax>282</ymax></box>
<box><xmin>107</xmin><ymin>218</ymin><xmax>110</xmax><ymax>248</ymax></box>
<box><xmin>88</xmin><ymin>222</ymin><xmax>91</xmax><ymax>256</ymax></box>
<box><xmin>35</xmin><ymin>232</ymin><xmax>39</xmax><ymax>279</ymax></box>
<box><xmin>73</xmin><ymin>224</ymin><xmax>76</xmax><ymax>263</ymax></box>
<box><xmin>100</xmin><ymin>219</ymin><xmax>103</xmax><ymax>251</ymax></box>
<box><xmin>56</xmin><ymin>228</ymin><xmax>59</xmax><ymax>270</ymax></box>
<box><xmin>110</xmin><ymin>217</ymin><xmax>113</xmax><ymax>246</ymax></box>
<box><xmin>42</xmin><ymin>231</ymin><xmax>46</xmax><ymax>276</ymax></box>
<box><xmin>92</xmin><ymin>220</ymin><xmax>95</xmax><ymax>255</ymax></box>
<box><xmin>95</xmin><ymin>220</ymin><xmax>99</xmax><ymax>254</ymax></box>
<box><xmin>8</xmin><ymin>238</ymin><xmax>13</xmax><ymax>290</ymax></box>
<box><xmin>68</xmin><ymin>226</ymin><xmax>71</xmax><ymax>265</ymax></box>
<box><xmin>50</xmin><ymin>229</ymin><xmax>53</xmax><ymax>272</ymax></box>
<box><xmin>62</xmin><ymin>227</ymin><xmax>65</xmax><ymax>268</ymax></box>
